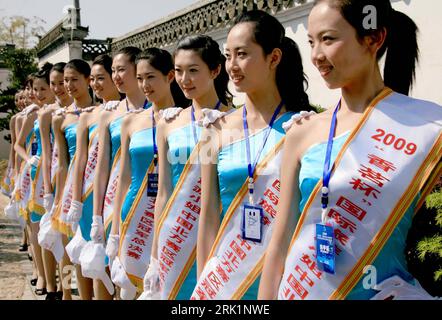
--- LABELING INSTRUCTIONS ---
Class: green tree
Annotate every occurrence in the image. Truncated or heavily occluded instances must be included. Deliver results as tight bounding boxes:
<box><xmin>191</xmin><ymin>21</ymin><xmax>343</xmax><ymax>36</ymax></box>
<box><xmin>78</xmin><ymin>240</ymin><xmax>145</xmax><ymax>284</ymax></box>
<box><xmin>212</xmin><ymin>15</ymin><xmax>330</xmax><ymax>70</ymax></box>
<box><xmin>0</xmin><ymin>15</ymin><xmax>46</xmax><ymax>49</ymax></box>
<box><xmin>0</xmin><ymin>46</ymin><xmax>38</xmax><ymax>142</ymax></box>
<box><xmin>406</xmin><ymin>184</ymin><xmax>442</xmax><ymax>297</ymax></box>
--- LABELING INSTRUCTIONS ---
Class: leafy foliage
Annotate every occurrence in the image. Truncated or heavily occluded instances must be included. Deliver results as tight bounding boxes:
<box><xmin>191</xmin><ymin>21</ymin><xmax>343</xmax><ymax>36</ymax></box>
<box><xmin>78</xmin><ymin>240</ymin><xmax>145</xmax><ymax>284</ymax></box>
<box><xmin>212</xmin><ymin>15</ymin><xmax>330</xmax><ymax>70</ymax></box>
<box><xmin>406</xmin><ymin>186</ymin><xmax>442</xmax><ymax>295</ymax></box>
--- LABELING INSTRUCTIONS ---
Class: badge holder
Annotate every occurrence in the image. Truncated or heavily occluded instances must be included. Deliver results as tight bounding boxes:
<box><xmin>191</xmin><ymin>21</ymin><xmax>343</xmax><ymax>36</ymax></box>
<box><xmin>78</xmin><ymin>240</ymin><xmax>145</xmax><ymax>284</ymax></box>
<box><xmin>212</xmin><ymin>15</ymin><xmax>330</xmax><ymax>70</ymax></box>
<box><xmin>31</xmin><ymin>140</ymin><xmax>38</xmax><ymax>156</ymax></box>
<box><xmin>148</xmin><ymin>110</ymin><xmax>159</xmax><ymax>198</ymax></box>
<box><xmin>315</xmin><ymin>218</ymin><xmax>335</xmax><ymax>274</ymax></box>
<box><xmin>241</xmin><ymin>190</ymin><xmax>263</xmax><ymax>243</ymax></box>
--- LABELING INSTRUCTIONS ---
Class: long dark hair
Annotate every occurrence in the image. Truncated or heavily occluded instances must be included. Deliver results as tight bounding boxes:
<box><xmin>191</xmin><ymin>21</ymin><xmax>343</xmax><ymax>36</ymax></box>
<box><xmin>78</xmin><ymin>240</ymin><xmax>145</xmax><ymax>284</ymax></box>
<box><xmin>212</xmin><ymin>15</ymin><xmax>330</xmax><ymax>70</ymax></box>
<box><xmin>114</xmin><ymin>46</ymin><xmax>142</xmax><ymax>72</ymax></box>
<box><xmin>231</xmin><ymin>10</ymin><xmax>311</xmax><ymax>112</ymax></box>
<box><xmin>50</xmin><ymin>62</ymin><xmax>67</xmax><ymax>75</ymax></box>
<box><xmin>314</xmin><ymin>0</ymin><xmax>419</xmax><ymax>95</ymax></box>
<box><xmin>174</xmin><ymin>35</ymin><xmax>232</xmax><ymax>106</ymax></box>
<box><xmin>136</xmin><ymin>48</ymin><xmax>190</xmax><ymax>108</ymax></box>
<box><xmin>65</xmin><ymin>59</ymin><xmax>91</xmax><ymax>78</ymax></box>
<box><xmin>34</xmin><ymin>62</ymin><xmax>53</xmax><ymax>84</ymax></box>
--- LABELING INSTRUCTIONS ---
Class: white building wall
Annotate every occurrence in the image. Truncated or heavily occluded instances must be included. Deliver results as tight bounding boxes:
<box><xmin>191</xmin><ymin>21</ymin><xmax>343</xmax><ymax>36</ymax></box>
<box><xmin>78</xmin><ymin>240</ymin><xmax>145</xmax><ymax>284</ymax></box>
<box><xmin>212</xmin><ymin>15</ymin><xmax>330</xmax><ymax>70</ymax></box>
<box><xmin>211</xmin><ymin>0</ymin><xmax>442</xmax><ymax>108</ymax></box>
<box><xmin>38</xmin><ymin>40</ymin><xmax>84</xmax><ymax>67</ymax></box>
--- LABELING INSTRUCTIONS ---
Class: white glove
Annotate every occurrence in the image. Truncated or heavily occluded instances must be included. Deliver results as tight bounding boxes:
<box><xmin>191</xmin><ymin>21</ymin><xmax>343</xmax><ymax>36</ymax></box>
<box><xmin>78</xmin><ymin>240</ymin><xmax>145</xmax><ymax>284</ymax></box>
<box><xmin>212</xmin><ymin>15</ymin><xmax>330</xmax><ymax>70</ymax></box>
<box><xmin>371</xmin><ymin>275</ymin><xmax>438</xmax><ymax>300</ymax></box>
<box><xmin>110</xmin><ymin>256</ymin><xmax>137</xmax><ymax>300</ymax></box>
<box><xmin>282</xmin><ymin>110</ymin><xmax>317</xmax><ymax>132</ymax></box>
<box><xmin>159</xmin><ymin>107</ymin><xmax>183</xmax><ymax>121</ymax></box>
<box><xmin>37</xmin><ymin>206</ymin><xmax>65</xmax><ymax>263</ymax></box>
<box><xmin>27</xmin><ymin>155</ymin><xmax>40</xmax><ymax>168</ymax></box>
<box><xmin>103</xmin><ymin>100</ymin><xmax>120</xmax><ymax>111</ymax></box>
<box><xmin>79</xmin><ymin>241</ymin><xmax>115</xmax><ymax>295</ymax></box>
<box><xmin>105</xmin><ymin>234</ymin><xmax>119</xmax><ymax>260</ymax></box>
<box><xmin>43</xmin><ymin>194</ymin><xmax>54</xmax><ymax>212</ymax></box>
<box><xmin>4</xmin><ymin>200</ymin><xmax>19</xmax><ymax>221</ymax></box>
<box><xmin>66</xmin><ymin>200</ymin><xmax>83</xmax><ymax>227</ymax></box>
<box><xmin>138</xmin><ymin>256</ymin><xmax>161</xmax><ymax>300</ymax></box>
<box><xmin>90</xmin><ymin>215</ymin><xmax>105</xmax><ymax>243</ymax></box>
<box><xmin>197</xmin><ymin>108</ymin><xmax>227</xmax><ymax>127</ymax></box>
<box><xmin>65</xmin><ymin>227</ymin><xmax>87</xmax><ymax>265</ymax></box>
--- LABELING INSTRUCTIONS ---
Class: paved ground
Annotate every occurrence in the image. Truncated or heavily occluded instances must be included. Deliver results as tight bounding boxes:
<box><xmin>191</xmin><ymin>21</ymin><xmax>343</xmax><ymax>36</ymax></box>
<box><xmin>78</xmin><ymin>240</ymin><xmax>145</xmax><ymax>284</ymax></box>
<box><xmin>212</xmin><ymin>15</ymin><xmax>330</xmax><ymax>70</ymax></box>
<box><xmin>0</xmin><ymin>193</ymin><xmax>40</xmax><ymax>300</ymax></box>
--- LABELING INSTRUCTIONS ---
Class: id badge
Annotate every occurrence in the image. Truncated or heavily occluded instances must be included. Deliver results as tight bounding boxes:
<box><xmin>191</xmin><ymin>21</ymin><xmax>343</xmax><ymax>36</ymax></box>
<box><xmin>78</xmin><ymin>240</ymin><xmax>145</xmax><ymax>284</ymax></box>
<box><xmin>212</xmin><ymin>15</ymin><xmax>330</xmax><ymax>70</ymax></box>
<box><xmin>315</xmin><ymin>223</ymin><xmax>335</xmax><ymax>274</ymax></box>
<box><xmin>241</xmin><ymin>204</ymin><xmax>263</xmax><ymax>243</ymax></box>
<box><xmin>31</xmin><ymin>142</ymin><xmax>38</xmax><ymax>156</ymax></box>
<box><xmin>147</xmin><ymin>173</ymin><xmax>158</xmax><ymax>197</ymax></box>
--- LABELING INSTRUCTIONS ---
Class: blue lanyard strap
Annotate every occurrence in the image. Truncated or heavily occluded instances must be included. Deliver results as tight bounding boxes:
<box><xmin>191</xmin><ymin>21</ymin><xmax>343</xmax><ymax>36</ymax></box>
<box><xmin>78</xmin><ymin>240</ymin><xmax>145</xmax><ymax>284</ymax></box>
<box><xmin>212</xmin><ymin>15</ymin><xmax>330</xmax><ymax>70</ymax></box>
<box><xmin>151</xmin><ymin>108</ymin><xmax>158</xmax><ymax>167</ymax></box>
<box><xmin>190</xmin><ymin>100</ymin><xmax>221</xmax><ymax>145</ymax></box>
<box><xmin>321</xmin><ymin>100</ymin><xmax>341</xmax><ymax>209</ymax></box>
<box><xmin>243</xmin><ymin>101</ymin><xmax>284</xmax><ymax>195</ymax></box>
<box><xmin>73</xmin><ymin>104</ymin><xmax>81</xmax><ymax>116</ymax></box>
<box><xmin>125</xmin><ymin>98</ymin><xmax>149</xmax><ymax>111</ymax></box>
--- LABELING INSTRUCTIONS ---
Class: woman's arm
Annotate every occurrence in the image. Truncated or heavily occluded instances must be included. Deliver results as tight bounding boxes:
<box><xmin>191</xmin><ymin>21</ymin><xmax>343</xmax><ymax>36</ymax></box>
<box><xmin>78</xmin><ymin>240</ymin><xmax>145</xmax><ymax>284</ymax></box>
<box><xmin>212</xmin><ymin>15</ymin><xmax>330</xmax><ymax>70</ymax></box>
<box><xmin>8</xmin><ymin>115</ymin><xmax>17</xmax><ymax>176</ymax></box>
<box><xmin>52</xmin><ymin>115</ymin><xmax>69</xmax><ymax>207</ymax></box>
<box><xmin>71</xmin><ymin>113</ymin><xmax>89</xmax><ymax>202</ymax></box>
<box><xmin>257</xmin><ymin>126</ymin><xmax>303</xmax><ymax>300</ymax></box>
<box><xmin>109</xmin><ymin>115</ymin><xmax>132</xmax><ymax>236</ymax></box>
<box><xmin>151</xmin><ymin>120</ymin><xmax>173</xmax><ymax>260</ymax></box>
<box><xmin>39</xmin><ymin>107</ymin><xmax>54</xmax><ymax>194</ymax></box>
<box><xmin>196</xmin><ymin>125</ymin><xmax>222</xmax><ymax>277</ymax></box>
<box><xmin>14</xmin><ymin>112</ymin><xmax>37</xmax><ymax>163</ymax></box>
<box><xmin>92</xmin><ymin>111</ymin><xmax>113</xmax><ymax>217</ymax></box>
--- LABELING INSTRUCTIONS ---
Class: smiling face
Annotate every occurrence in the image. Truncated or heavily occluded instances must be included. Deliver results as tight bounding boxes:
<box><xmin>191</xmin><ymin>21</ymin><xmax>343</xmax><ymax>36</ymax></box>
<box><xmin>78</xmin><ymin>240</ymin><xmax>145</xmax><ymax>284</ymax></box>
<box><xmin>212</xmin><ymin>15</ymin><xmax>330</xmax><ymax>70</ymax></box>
<box><xmin>33</xmin><ymin>77</ymin><xmax>55</xmax><ymax>105</ymax></box>
<box><xmin>308</xmin><ymin>1</ymin><xmax>373</xmax><ymax>90</ymax></box>
<box><xmin>64</xmin><ymin>67</ymin><xmax>90</xmax><ymax>99</ymax></box>
<box><xmin>90</xmin><ymin>64</ymin><xmax>116</xmax><ymax>100</ymax></box>
<box><xmin>174</xmin><ymin>49</ymin><xmax>218</xmax><ymax>101</ymax></box>
<box><xmin>225</xmin><ymin>22</ymin><xmax>275</xmax><ymax>94</ymax></box>
<box><xmin>136</xmin><ymin>59</ymin><xmax>172</xmax><ymax>104</ymax></box>
<box><xmin>50</xmin><ymin>70</ymin><xmax>68</xmax><ymax>101</ymax></box>
<box><xmin>24</xmin><ymin>83</ymin><xmax>35</xmax><ymax>105</ymax></box>
<box><xmin>112</xmin><ymin>53</ymin><xmax>137</xmax><ymax>94</ymax></box>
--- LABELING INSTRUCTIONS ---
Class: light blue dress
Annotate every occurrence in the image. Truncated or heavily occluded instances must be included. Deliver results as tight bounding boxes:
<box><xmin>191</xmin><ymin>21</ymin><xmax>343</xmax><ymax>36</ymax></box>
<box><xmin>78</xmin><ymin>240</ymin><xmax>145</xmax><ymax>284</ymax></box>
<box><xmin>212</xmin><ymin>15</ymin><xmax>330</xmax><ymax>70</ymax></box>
<box><xmin>64</xmin><ymin>122</ymin><xmax>78</xmax><ymax>164</ymax></box>
<box><xmin>297</xmin><ymin>131</ymin><xmax>416</xmax><ymax>300</ymax></box>
<box><xmin>105</xmin><ymin>115</ymin><xmax>124</xmax><ymax>239</ymax></box>
<box><xmin>216</xmin><ymin>112</ymin><xmax>293</xmax><ymax>300</ymax></box>
<box><xmin>64</xmin><ymin>121</ymin><xmax>78</xmax><ymax>239</ymax></box>
<box><xmin>165</xmin><ymin>124</ymin><xmax>201</xmax><ymax>299</ymax></box>
<box><xmin>78</xmin><ymin>123</ymin><xmax>98</xmax><ymax>241</ymax></box>
<box><xmin>30</xmin><ymin>119</ymin><xmax>43</xmax><ymax>223</ymax></box>
<box><xmin>120</xmin><ymin>127</ymin><xmax>155</xmax><ymax>224</ymax></box>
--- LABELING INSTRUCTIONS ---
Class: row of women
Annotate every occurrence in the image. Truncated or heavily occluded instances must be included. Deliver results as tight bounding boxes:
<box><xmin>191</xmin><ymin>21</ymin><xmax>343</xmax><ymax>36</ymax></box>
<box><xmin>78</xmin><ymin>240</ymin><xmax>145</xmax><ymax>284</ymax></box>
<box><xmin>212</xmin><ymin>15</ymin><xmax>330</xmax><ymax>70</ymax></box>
<box><xmin>3</xmin><ymin>1</ymin><xmax>441</xmax><ymax>300</ymax></box>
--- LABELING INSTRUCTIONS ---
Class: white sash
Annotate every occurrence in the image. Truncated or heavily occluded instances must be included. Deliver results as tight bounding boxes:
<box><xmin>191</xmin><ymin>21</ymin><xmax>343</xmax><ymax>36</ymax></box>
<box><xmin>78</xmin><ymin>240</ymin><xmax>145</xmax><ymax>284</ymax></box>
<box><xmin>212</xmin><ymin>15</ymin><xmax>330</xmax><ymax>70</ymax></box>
<box><xmin>18</xmin><ymin>163</ymin><xmax>32</xmax><ymax>220</ymax></box>
<box><xmin>102</xmin><ymin>150</ymin><xmax>121</xmax><ymax>236</ymax></box>
<box><xmin>81</xmin><ymin>130</ymin><xmax>99</xmax><ymax>201</ymax></box>
<box><xmin>50</xmin><ymin>143</ymin><xmax>59</xmax><ymax>189</ymax></box>
<box><xmin>190</xmin><ymin>140</ymin><xmax>285</xmax><ymax>300</ymax></box>
<box><xmin>278</xmin><ymin>90</ymin><xmax>442</xmax><ymax>300</ymax></box>
<box><xmin>51</xmin><ymin>156</ymin><xmax>76</xmax><ymax>237</ymax></box>
<box><xmin>118</xmin><ymin>160</ymin><xmax>156</xmax><ymax>291</ymax></box>
<box><xmin>156</xmin><ymin>145</ymin><xmax>202</xmax><ymax>300</ymax></box>
<box><xmin>29</xmin><ymin>159</ymin><xmax>45</xmax><ymax>216</ymax></box>
<box><xmin>17</xmin><ymin>136</ymin><xmax>34</xmax><ymax>220</ymax></box>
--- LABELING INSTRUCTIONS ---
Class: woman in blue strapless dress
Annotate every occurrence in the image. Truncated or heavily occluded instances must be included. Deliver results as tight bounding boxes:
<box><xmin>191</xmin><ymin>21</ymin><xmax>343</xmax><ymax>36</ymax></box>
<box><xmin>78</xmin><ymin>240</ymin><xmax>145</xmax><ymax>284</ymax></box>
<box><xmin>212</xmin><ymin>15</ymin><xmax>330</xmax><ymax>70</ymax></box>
<box><xmin>194</xmin><ymin>10</ymin><xmax>311</xmax><ymax>300</ymax></box>
<box><xmin>261</xmin><ymin>0</ymin><xmax>439</xmax><ymax>300</ymax></box>
<box><xmin>65</xmin><ymin>54</ymin><xmax>121</xmax><ymax>300</ymax></box>
<box><xmin>50</xmin><ymin>59</ymin><xmax>92</xmax><ymax>300</ymax></box>
<box><xmin>149</xmin><ymin>35</ymin><xmax>233</xmax><ymax>300</ymax></box>
<box><xmin>108</xmin><ymin>48</ymin><xmax>189</xmax><ymax>300</ymax></box>
<box><xmin>15</xmin><ymin>64</ymin><xmax>58</xmax><ymax>296</ymax></box>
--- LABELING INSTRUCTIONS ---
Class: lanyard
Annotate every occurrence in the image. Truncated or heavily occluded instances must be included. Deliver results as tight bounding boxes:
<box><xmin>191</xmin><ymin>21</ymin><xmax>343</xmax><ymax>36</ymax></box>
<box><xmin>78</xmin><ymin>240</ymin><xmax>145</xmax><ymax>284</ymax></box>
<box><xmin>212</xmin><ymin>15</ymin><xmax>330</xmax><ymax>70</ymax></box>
<box><xmin>190</xmin><ymin>100</ymin><xmax>221</xmax><ymax>145</ymax></box>
<box><xmin>321</xmin><ymin>100</ymin><xmax>341</xmax><ymax>222</ymax></box>
<box><xmin>243</xmin><ymin>101</ymin><xmax>284</xmax><ymax>202</ymax></box>
<box><xmin>73</xmin><ymin>104</ymin><xmax>81</xmax><ymax>116</ymax></box>
<box><xmin>151</xmin><ymin>108</ymin><xmax>158</xmax><ymax>167</ymax></box>
<box><xmin>125</xmin><ymin>98</ymin><xmax>149</xmax><ymax>111</ymax></box>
